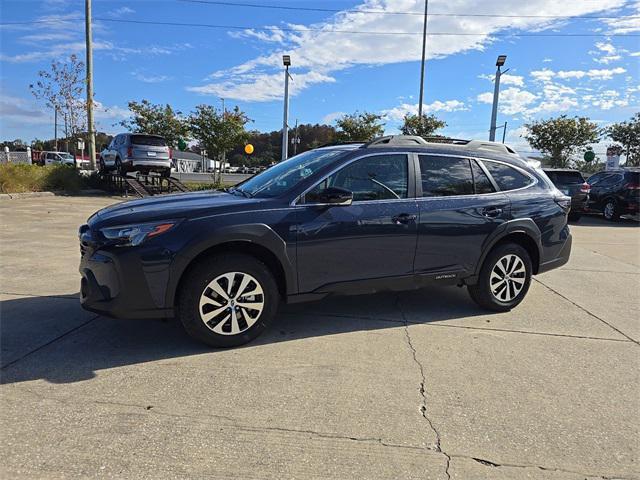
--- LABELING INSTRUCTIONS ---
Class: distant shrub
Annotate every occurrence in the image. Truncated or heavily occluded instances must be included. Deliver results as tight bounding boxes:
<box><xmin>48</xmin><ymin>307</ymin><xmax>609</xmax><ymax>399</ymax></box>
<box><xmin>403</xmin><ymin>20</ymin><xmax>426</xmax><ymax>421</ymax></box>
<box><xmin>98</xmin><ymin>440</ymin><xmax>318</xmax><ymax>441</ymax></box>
<box><xmin>0</xmin><ymin>163</ymin><xmax>89</xmax><ymax>194</ymax></box>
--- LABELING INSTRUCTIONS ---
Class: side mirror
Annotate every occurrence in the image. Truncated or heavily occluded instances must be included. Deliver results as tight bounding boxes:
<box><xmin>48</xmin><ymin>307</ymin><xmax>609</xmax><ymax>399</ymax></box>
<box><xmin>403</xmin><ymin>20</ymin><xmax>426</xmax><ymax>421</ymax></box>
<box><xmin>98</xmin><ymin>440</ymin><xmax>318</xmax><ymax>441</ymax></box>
<box><xmin>316</xmin><ymin>187</ymin><xmax>353</xmax><ymax>206</ymax></box>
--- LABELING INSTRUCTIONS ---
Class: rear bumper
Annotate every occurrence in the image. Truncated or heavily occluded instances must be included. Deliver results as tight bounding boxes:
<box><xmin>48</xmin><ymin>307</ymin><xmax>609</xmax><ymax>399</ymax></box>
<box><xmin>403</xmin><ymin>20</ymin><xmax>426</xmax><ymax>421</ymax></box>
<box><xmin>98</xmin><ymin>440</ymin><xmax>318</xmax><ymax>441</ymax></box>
<box><xmin>123</xmin><ymin>157</ymin><xmax>172</xmax><ymax>170</ymax></box>
<box><xmin>537</xmin><ymin>232</ymin><xmax>572</xmax><ymax>274</ymax></box>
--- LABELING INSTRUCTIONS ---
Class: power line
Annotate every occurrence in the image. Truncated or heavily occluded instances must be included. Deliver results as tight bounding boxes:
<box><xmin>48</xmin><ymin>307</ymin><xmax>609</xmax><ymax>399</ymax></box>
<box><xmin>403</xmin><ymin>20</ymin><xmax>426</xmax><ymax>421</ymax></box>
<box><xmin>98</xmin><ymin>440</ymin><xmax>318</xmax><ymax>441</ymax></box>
<box><xmin>177</xmin><ymin>0</ymin><xmax>639</xmax><ymax>20</ymax></box>
<box><xmin>4</xmin><ymin>18</ymin><xmax>638</xmax><ymax>37</ymax></box>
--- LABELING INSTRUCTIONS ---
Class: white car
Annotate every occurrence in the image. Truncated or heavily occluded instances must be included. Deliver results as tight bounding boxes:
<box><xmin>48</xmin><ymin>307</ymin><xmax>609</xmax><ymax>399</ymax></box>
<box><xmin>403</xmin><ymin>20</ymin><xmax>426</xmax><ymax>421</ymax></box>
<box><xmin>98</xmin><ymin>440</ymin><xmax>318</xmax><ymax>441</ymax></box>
<box><xmin>42</xmin><ymin>151</ymin><xmax>75</xmax><ymax>167</ymax></box>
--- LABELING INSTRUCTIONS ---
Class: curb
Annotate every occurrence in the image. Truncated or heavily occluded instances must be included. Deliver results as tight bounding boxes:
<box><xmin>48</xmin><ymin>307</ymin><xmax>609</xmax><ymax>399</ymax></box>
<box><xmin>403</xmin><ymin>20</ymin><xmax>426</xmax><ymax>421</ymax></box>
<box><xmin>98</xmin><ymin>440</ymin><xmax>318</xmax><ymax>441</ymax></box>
<box><xmin>0</xmin><ymin>189</ymin><xmax>107</xmax><ymax>200</ymax></box>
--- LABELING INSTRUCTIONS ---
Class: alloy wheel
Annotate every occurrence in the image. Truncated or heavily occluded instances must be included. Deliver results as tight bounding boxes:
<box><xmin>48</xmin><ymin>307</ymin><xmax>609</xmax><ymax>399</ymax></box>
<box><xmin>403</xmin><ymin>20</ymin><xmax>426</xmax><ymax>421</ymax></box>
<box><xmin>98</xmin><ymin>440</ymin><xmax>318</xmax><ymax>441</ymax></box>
<box><xmin>198</xmin><ymin>272</ymin><xmax>264</xmax><ymax>335</ymax></box>
<box><xmin>490</xmin><ymin>254</ymin><xmax>526</xmax><ymax>302</ymax></box>
<box><xmin>604</xmin><ymin>202</ymin><xmax>615</xmax><ymax>220</ymax></box>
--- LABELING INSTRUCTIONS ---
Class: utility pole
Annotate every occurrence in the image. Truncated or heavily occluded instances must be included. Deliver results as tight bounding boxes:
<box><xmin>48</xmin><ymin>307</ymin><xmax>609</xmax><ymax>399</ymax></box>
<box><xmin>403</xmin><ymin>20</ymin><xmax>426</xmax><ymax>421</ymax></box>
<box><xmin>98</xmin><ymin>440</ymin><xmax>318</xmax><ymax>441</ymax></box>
<box><xmin>417</xmin><ymin>0</ymin><xmax>429</xmax><ymax>120</ymax></box>
<box><xmin>220</xmin><ymin>97</ymin><xmax>225</xmax><ymax>182</ymax></box>
<box><xmin>54</xmin><ymin>106</ymin><xmax>58</xmax><ymax>151</ymax></box>
<box><xmin>281</xmin><ymin>55</ymin><xmax>291</xmax><ymax>162</ymax></box>
<box><xmin>85</xmin><ymin>0</ymin><xmax>96</xmax><ymax>170</ymax></box>
<box><xmin>292</xmin><ymin>119</ymin><xmax>299</xmax><ymax>155</ymax></box>
<box><xmin>489</xmin><ymin>55</ymin><xmax>507</xmax><ymax>142</ymax></box>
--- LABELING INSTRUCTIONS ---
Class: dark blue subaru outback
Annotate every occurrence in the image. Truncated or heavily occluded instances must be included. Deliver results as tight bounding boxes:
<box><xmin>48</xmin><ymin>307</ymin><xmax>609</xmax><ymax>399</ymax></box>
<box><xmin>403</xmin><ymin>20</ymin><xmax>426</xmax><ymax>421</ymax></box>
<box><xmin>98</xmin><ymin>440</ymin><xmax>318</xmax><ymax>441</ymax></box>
<box><xmin>79</xmin><ymin>136</ymin><xmax>572</xmax><ymax>347</ymax></box>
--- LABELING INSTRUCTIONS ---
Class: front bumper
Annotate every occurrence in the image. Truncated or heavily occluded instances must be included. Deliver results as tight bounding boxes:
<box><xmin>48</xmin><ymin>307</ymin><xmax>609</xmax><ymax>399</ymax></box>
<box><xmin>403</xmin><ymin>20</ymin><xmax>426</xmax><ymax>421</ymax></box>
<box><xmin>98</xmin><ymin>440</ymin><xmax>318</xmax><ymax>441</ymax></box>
<box><xmin>79</xmin><ymin>246</ymin><xmax>175</xmax><ymax>320</ymax></box>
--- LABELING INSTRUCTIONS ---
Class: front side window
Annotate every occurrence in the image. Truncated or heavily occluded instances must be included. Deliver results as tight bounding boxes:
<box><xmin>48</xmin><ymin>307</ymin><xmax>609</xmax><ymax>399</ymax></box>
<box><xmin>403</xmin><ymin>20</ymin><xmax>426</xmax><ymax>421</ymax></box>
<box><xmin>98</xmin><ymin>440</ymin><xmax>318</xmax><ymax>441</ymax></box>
<box><xmin>483</xmin><ymin>161</ymin><xmax>533</xmax><ymax>191</ymax></box>
<box><xmin>305</xmin><ymin>154</ymin><xmax>408</xmax><ymax>202</ymax></box>
<box><xmin>419</xmin><ymin>155</ymin><xmax>473</xmax><ymax>197</ymax></box>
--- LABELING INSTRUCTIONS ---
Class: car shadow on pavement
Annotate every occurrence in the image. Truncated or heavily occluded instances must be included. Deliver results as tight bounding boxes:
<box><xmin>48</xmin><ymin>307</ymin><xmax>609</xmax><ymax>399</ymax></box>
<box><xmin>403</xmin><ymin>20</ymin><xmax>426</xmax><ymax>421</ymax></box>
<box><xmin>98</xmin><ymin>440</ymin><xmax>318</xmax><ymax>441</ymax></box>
<box><xmin>0</xmin><ymin>286</ymin><xmax>482</xmax><ymax>385</ymax></box>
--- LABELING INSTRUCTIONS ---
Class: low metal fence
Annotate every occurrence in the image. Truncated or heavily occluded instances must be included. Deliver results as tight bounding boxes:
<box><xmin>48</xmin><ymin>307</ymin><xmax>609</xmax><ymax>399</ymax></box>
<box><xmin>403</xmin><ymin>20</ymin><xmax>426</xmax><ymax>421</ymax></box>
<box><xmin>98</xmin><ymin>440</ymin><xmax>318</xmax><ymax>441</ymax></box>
<box><xmin>0</xmin><ymin>152</ymin><xmax>32</xmax><ymax>165</ymax></box>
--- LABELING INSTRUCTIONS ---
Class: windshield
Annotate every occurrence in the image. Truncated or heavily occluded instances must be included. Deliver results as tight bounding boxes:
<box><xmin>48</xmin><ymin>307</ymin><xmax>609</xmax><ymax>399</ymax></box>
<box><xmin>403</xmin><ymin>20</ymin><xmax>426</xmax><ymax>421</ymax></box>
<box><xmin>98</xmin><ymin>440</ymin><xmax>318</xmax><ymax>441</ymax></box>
<box><xmin>236</xmin><ymin>149</ymin><xmax>349</xmax><ymax>198</ymax></box>
<box><xmin>59</xmin><ymin>153</ymin><xmax>74</xmax><ymax>160</ymax></box>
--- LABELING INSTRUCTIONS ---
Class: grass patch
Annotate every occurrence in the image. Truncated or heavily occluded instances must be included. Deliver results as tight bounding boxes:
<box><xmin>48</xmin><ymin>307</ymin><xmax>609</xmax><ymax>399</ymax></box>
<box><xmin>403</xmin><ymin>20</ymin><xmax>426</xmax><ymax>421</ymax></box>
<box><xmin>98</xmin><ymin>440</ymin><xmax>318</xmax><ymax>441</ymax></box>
<box><xmin>0</xmin><ymin>163</ymin><xmax>93</xmax><ymax>194</ymax></box>
<box><xmin>184</xmin><ymin>182</ymin><xmax>225</xmax><ymax>191</ymax></box>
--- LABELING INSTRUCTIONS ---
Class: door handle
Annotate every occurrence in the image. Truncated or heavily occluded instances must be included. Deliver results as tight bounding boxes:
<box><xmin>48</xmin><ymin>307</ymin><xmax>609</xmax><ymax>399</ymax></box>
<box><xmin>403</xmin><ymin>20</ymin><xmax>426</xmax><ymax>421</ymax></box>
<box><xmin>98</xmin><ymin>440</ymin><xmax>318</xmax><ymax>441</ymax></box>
<box><xmin>481</xmin><ymin>207</ymin><xmax>503</xmax><ymax>218</ymax></box>
<box><xmin>392</xmin><ymin>213</ymin><xmax>417</xmax><ymax>225</ymax></box>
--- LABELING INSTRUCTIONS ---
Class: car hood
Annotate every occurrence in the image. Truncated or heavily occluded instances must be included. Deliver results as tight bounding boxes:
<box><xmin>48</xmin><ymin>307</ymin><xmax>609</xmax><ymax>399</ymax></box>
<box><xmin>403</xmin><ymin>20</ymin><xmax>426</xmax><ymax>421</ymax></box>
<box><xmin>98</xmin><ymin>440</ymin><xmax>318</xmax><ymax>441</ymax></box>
<box><xmin>88</xmin><ymin>190</ymin><xmax>264</xmax><ymax>228</ymax></box>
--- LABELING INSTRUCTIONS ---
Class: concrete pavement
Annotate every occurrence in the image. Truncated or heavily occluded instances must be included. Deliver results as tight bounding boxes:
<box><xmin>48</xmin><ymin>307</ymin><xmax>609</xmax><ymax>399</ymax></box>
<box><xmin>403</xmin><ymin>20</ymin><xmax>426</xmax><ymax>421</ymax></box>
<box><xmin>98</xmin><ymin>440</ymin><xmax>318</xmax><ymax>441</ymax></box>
<box><xmin>1</xmin><ymin>196</ymin><xmax>638</xmax><ymax>479</ymax></box>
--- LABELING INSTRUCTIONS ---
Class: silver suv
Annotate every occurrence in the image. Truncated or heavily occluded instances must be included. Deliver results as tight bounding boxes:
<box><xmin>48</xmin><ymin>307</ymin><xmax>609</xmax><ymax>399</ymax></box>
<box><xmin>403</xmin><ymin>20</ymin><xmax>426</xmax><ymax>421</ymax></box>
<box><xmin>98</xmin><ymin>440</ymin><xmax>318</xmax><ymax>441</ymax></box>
<box><xmin>99</xmin><ymin>133</ymin><xmax>172</xmax><ymax>177</ymax></box>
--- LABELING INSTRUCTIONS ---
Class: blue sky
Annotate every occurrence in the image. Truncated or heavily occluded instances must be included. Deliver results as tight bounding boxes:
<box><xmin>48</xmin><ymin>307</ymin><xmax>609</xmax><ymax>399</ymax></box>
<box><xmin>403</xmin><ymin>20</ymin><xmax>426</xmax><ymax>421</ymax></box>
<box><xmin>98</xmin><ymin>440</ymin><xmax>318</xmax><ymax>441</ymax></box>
<box><xmin>1</xmin><ymin>0</ymin><xmax>639</xmax><ymax>155</ymax></box>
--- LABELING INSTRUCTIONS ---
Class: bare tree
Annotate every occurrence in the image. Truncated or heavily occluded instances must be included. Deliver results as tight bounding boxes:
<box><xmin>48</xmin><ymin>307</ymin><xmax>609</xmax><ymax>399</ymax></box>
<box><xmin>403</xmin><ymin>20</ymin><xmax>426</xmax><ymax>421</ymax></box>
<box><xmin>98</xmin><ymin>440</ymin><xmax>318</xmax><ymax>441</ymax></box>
<box><xmin>30</xmin><ymin>54</ymin><xmax>87</xmax><ymax>153</ymax></box>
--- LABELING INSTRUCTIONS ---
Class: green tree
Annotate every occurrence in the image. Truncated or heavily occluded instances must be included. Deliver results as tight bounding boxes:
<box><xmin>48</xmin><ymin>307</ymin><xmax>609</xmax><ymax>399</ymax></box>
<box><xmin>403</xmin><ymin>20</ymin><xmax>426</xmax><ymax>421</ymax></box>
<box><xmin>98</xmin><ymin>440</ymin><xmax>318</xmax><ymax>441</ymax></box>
<box><xmin>119</xmin><ymin>100</ymin><xmax>188</xmax><ymax>148</ymax></box>
<box><xmin>30</xmin><ymin>54</ymin><xmax>87</xmax><ymax>153</ymax></box>
<box><xmin>188</xmin><ymin>105</ymin><xmax>251</xmax><ymax>180</ymax></box>
<box><xmin>524</xmin><ymin>115</ymin><xmax>600</xmax><ymax>168</ymax></box>
<box><xmin>607</xmin><ymin>113</ymin><xmax>640</xmax><ymax>166</ymax></box>
<box><xmin>400</xmin><ymin>114</ymin><xmax>446</xmax><ymax>137</ymax></box>
<box><xmin>335</xmin><ymin>112</ymin><xmax>384</xmax><ymax>142</ymax></box>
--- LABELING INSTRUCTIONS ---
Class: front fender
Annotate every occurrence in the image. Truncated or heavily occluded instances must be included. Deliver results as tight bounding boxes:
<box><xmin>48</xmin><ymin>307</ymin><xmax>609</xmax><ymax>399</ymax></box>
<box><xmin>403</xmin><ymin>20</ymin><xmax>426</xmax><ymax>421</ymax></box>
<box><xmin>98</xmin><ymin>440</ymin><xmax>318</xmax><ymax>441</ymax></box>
<box><xmin>166</xmin><ymin>222</ymin><xmax>297</xmax><ymax>308</ymax></box>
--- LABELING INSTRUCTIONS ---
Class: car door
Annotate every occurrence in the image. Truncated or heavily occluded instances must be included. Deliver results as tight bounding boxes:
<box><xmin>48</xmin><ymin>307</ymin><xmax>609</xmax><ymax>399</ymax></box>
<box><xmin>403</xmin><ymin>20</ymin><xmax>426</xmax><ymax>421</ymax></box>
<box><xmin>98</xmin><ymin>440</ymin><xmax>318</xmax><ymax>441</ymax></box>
<box><xmin>295</xmin><ymin>152</ymin><xmax>418</xmax><ymax>293</ymax></box>
<box><xmin>588</xmin><ymin>173</ymin><xmax>622</xmax><ymax>210</ymax></box>
<box><xmin>414</xmin><ymin>155</ymin><xmax>510</xmax><ymax>277</ymax></box>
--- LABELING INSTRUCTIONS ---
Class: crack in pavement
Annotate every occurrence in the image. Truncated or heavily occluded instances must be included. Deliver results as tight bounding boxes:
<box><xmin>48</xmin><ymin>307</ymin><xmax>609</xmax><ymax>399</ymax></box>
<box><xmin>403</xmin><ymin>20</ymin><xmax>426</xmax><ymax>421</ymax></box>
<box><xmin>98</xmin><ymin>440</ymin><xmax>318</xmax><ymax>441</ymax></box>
<box><xmin>9</xmin><ymin>376</ymin><xmax>634</xmax><ymax>479</ymax></box>
<box><xmin>534</xmin><ymin>278</ymin><xmax>639</xmax><ymax>346</ymax></box>
<box><xmin>396</xmin><ymin>295</ymin><xmax>451</xmax><ymax>480</ymax></box>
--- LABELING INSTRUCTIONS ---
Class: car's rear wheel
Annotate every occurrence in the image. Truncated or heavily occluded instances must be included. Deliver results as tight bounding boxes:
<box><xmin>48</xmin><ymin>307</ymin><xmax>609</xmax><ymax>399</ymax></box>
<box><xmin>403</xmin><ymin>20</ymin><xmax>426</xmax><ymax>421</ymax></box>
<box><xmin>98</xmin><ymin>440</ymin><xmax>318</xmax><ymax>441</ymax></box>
<box><xmin>178</xmin><ymin>254</ymin><xmax>280</xmax><ymax>347</ymax></box>
<box><xmin>603</xmin><ymin>199</ymin><xmax>620</xmax><ymax>221</ymax></box>
<box><xmin>468</xmin><ymin>243</ymin><xmax>532</xmax><ymax>312</ymax></box>
<box><xmin>115</xmin><ymin>158</ymin><xmax>124</xmax><ymax>177</ymax></box>
<box><xmin>161</xmin><ymin>167</ymin><xmax>171</xmax><ymax>178</ymax></box>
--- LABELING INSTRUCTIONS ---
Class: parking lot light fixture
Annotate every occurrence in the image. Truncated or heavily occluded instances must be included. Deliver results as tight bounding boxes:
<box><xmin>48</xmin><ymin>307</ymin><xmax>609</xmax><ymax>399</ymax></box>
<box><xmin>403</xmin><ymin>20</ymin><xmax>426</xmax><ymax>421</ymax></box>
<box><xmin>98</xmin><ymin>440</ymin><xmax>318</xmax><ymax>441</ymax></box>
<box><xmin>282</xmin><ymin>55</ymin><xmax>291</xmax><ymax>161</ymax></box>
<box><xmin>489</xmin><ymin>55</ymin><xmax>507</xmax><ymax>141</ymax></box>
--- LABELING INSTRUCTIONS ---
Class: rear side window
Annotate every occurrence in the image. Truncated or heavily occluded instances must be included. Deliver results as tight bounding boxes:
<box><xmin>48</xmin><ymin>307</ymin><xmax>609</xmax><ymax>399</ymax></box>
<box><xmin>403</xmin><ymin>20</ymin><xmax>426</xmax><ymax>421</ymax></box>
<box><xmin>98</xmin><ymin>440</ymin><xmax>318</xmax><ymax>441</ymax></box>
<box><xmin>131</xmin><ymin>135</ymin><xmax>167</xmax><ymax>147</ymax></box>
<box><xmin>419</xmin><ymin>155</ymin><xmax>473</xmax><ymax>197</ymax></box>
<box><xmin>544</xmin><ymin>171</ymin><xmax>584</xmax><ymax>185</ymax></box>
<box><xmin>483</xmin><ymin>161</ymin><xmax>533</xmax><ymax>191</ymax></box>
<box><xmin>471</xmin><ymin>160</ymin><xmax>495</xmax><ymax>194</ymax></box>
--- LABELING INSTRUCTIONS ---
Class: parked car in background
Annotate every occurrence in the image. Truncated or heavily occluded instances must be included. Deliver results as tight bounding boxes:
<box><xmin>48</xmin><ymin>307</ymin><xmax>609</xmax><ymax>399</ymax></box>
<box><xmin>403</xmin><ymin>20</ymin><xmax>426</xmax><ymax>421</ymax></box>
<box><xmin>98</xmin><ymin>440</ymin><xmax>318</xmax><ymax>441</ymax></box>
<box><xmin>42</xmin><ymin>151</ymin><xmax>75</xmax><ymax>167</ymax></box>
<box><xmin>543</xmin><ymin>168</ymin><xmax>589</xmax><ymax>222</ymax></box>
<box><xmin>80</xmin><ymin>135</ymin><xmax>572</xmax><ymax>348</ymax></box>
<box><xmin>98</xmin><ymin>133</ymin><xmax>172</xmax><ymax>177</ymax></box>
<box><xmin>586</xmin><ymin>168</ymin><xmax>640</xmax><ymax>221</ymax></box>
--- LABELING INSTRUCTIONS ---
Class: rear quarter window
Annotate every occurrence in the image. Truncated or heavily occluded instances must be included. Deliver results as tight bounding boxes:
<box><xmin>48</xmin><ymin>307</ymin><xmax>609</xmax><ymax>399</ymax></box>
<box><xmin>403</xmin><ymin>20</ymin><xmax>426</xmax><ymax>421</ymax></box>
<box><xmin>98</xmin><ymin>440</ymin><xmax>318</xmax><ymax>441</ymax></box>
<box><xmin>483</xmin><ymin>161</ymin><xmax>534</xmax><ymax>191</ymax></box>
<box><xmin>131</xmin><ymin>135</ymin><xmax>167</xmax><ymax>147</ymax></box>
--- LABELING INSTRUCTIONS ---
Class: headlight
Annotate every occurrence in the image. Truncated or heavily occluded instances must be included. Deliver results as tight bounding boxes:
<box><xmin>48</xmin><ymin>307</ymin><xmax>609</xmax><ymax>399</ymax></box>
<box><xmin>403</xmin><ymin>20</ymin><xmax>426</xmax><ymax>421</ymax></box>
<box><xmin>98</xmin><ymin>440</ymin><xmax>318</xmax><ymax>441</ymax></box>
<box><xmin>100</xmin><ymin>220</ymin><xmax>180</xmax><ymax>247</ymax></box>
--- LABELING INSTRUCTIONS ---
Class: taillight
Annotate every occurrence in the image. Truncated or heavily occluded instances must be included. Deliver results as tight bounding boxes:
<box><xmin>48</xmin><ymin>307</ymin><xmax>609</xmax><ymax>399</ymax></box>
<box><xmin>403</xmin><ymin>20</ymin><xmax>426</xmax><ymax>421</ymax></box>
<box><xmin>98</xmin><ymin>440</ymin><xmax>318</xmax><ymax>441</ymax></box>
<box><xmin>127</xmin><ymin>146</ymin><xmax>133</xmax><ymax>157</ymax></box>
<box><xmin>624</xmin><ymin>183</ymin><xmax>640</xmax><ymax>190</ymax></box>
<box><xmin>580</xmin><ymin>182</ymin><xmax>590</xmax><ymax>193</ymax></box>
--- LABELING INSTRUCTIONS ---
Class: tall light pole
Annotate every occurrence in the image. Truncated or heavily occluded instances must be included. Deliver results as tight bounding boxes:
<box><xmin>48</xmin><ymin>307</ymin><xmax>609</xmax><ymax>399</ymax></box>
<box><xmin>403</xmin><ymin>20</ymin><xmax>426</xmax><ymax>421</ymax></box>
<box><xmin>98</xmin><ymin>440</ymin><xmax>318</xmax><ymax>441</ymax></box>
<box><xmin>85</xmin><ymin>0</ymin><xmax>96</xmax><ymax>169</ymax></box>
<box><xmin>489</xmin><ymin>55</ymin><xmax>507</xmax><ymax>142</ymax></box>
<box><xmin>281</xmin><ymin>55</ymin><xmax>291</xmax><ymax>161</ymax></box>
<box><xmin>417</xmin><ymin>0</ymin><xmax>429</xmax><ymax>120</ymax></box>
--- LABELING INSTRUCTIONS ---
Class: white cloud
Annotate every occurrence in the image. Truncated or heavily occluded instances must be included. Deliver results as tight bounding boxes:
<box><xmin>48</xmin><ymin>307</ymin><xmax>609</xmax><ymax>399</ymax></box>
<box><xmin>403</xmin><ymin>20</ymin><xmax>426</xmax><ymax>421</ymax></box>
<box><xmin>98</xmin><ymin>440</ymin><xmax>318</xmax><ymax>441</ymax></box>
<box><xmin>477</xmin><ymin>87</ymin><xmax>537</xmax><ymax>115</ymax></box>
<box><xmin>322</xmin><ymin>111</ymin><xmax>346</xmax><ymax>124</ymax></box>
<box><xmin>590</xmin><ymin>42</ymin><xmax>623</xmax><ymax>64</ymax></box>
<box><xmin>630</xmin><ymin>51</ymin><xmax>640</xmax><ymax>57</ymax></box>
<box><xmin>603</xmin><ymin>0</ymin><xmax>640</xmax><ymax>34</ymax></box>
<box><xmin>479</xmin><ymin>73</ymin><xmax>525</xmax><ymax>87</ymax></box>
<box><xmin>131</xmin><ymin>72</ymin><xmax>172</xmax><ymax>83</ymax></box>
<box><xmin>382</xmin><ymin>100</ymin><xmax>467</xmax><ymax>121</ymax></box>
<box><xmin>531</xmin><ymin>67</ymin><xmax>627</xmax><ymax>82</ymax></box>
<box><xmin>107</xmin><ymin>6</ymin><xmax>135</xmax><ymax>18</ymax></box>
<box><xmin>583</xmin><ymin>90</ymin><xmax>630</xmax><ymax>110</ymax></box>
<box><xmin>188</xmin><ymin>0</ymin><xmax>627</xmax><ymax>101</ymax></box>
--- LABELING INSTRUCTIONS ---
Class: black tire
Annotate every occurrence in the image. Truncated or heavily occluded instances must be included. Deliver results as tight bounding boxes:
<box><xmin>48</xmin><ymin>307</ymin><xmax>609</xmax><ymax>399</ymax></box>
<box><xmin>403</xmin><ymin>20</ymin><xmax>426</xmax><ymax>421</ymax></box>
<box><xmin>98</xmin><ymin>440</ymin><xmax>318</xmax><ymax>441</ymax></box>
<box><xmin>161</xmin><ymin>168</ymin><xmax>171</xmax><ymax>178</ymax></box>
<box><xmin>468</xmin><ymin>243</ymin><xmax>532</xmax><ymax>312</ymax></box>
<box><xmin>603</xmin><ymin>198</ymin><xmax>620</xmax><ymax>222</ymax></box>
<box><xmin>178</xmin><ymin>254</ymin><xmax>280</xmax><ymax>347</ymax></box>
<box><xmin>568</xmin><ymin>212</ymin><xmax>581</xmax><ymax>222</ymax></box>
<box><xmin>115</xmin><ymin>158</ymin><xmax>124</xmax><ymax>177</ymax></box>
<box><xmin>98</xmin><ymin>157</ymin><xmax>106</xmax><ymax>173</ymax></box>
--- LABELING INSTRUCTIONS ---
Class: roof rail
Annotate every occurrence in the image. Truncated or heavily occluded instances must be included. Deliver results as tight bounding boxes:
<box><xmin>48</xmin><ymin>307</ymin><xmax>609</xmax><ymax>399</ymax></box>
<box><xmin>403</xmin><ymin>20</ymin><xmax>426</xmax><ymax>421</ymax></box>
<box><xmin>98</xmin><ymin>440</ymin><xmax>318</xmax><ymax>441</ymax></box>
<box><xmin>422</xmin><ymin>136</ymin><xmax>470</xmax><ymax>145</ymax></box>
<box><xmin>464</xmin><ymin>140</ymin><xmax>518</xmax><ymax>155</ymax></box>
<box><xmin>364</xmin><ymin>135</ymin><xmax>428</xmax><ymax>147</ymax></box>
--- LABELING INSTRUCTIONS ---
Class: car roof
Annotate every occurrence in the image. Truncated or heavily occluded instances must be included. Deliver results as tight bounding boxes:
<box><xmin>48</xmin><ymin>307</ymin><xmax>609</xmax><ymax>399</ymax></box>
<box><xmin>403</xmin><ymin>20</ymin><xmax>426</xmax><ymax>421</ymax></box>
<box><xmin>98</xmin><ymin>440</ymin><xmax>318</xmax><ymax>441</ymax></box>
<box><xmin>543</xmin><ymin>168</ymin><xmax>581</xmax><ymax>172</ymax></box>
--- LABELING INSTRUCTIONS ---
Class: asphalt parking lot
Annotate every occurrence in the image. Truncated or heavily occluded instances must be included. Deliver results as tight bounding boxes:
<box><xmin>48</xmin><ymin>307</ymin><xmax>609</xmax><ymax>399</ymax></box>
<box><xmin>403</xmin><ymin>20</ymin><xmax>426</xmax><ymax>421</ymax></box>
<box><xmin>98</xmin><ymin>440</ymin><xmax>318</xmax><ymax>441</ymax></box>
<box><xmin>1</xmin><ymin>195</ymin><xmax>638</xmax><ymax>480</ymax></box>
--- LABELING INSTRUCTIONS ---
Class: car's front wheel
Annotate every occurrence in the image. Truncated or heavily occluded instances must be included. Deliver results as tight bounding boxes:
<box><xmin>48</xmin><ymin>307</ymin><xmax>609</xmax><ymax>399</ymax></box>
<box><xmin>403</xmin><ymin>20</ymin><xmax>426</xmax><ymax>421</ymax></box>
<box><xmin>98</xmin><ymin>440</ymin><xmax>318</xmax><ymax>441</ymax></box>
<box><xmin>178</xmin><ymin>254</ymin><xmax>280</xmax><ymax>347</ymax></box>
<box><xmin>468</xmin><ymin>243</ymin><xmax>532</xmax><ymax>312</ymax></box>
